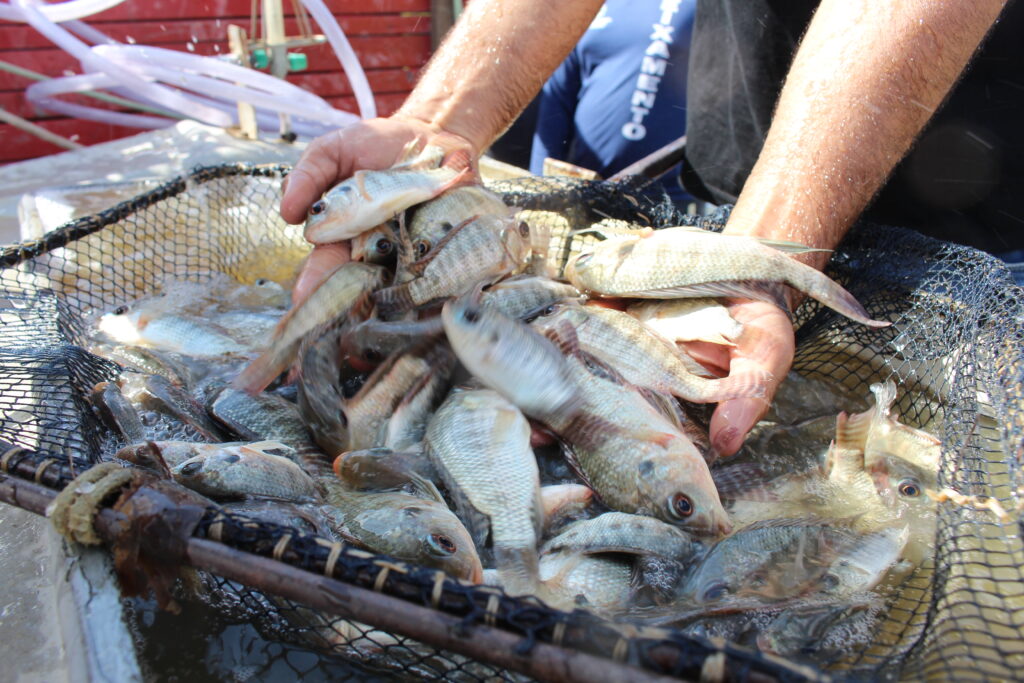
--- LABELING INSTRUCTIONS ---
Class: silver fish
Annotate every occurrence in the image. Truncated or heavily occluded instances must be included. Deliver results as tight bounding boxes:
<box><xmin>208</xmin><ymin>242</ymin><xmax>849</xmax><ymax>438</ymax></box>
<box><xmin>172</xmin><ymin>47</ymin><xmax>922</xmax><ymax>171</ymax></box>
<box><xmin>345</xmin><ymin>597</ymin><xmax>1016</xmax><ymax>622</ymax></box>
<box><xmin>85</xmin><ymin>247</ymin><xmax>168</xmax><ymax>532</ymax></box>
<box><xmin>172</xmin><ymin>441</ymin><xmax>321</xmax><ymax>502</ymax></box>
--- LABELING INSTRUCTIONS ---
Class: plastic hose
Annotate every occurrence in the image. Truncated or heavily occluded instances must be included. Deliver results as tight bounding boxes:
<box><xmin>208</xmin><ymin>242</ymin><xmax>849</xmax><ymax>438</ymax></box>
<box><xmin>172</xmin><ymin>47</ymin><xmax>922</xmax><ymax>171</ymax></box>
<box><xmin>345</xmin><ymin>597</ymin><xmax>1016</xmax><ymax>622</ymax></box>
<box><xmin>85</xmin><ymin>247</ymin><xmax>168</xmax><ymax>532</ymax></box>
<box><xmin>0</xmin><ymin>0</ymin><xmax>123</xmax><ymax>22</ymax></box>
<box><xmin>299</xmin><ymin>0</ymin><xmax>376</xmax><ymax>120</ymax></box>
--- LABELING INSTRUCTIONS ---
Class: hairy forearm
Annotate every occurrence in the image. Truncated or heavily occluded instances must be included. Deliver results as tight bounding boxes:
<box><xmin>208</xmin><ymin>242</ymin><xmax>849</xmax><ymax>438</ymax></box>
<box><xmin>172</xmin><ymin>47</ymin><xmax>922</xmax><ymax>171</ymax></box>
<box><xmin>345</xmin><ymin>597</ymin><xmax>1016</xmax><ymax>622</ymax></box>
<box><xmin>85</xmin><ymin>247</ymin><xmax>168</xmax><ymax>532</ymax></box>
<box><xmin>724</xmin><ymin>0</ymin><xmax>1006</xmax><ymax>269</ymax></box>
<box><xmin>398</xmin><ymin>0</ymin><xmax>603</xmax><ymax>154</ymax></box>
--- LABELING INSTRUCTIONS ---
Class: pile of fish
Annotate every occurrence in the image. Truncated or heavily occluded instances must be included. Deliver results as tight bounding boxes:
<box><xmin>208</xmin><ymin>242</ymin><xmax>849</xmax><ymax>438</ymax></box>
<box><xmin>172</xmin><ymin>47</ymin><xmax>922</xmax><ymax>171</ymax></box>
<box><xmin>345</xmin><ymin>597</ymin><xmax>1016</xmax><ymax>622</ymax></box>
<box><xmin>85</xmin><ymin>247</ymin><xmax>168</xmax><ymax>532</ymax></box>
<box><xmin>85</xmin><ymin>145</ymin><xmax>938</xmax><ymax>664</ymax></box>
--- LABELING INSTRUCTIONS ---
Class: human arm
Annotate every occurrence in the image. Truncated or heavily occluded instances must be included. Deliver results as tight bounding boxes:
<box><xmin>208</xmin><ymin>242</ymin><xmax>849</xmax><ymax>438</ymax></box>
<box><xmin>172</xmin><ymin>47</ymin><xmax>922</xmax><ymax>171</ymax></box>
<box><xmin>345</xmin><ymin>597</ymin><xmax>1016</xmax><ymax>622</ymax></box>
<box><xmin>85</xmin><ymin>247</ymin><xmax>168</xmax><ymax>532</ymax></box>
<box><xmin>706</xmin><ymin>0</ymin><xmax>1007</xmax><ymax>455</ymax></box>
<box><xmin>280</xmin><ymin>0</ymin><xmax>603</xmax><ymax>225</ymax></box>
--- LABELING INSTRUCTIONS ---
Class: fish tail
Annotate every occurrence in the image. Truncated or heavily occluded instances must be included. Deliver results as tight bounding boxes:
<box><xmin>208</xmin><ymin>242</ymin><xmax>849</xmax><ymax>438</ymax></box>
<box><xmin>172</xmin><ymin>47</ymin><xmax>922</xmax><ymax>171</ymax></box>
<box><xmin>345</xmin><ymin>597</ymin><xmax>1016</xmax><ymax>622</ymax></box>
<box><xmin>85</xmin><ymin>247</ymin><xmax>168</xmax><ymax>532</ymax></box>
<box><xmin>373</xmin><ymin>284</ymin><xmax>415</xmax><ymax>317</ymax></box>
<box><xmin>230</xmin><ymin>347</ymin><xmax>293</xmax><ymax>395</ymax></box>
<box><xmin>792</xmin><ymin>267</ymin><xmax>889</xmax><ymax>328</ymax></box>
<box><xmin>493</xmin><ymin>544</ymin><xmax>541</xmax><ymax>596</ymax></box>
<box><xmin>681</xmin><ymin>369</ymin><xmax>773</xmax><ymax>403</ymax></box>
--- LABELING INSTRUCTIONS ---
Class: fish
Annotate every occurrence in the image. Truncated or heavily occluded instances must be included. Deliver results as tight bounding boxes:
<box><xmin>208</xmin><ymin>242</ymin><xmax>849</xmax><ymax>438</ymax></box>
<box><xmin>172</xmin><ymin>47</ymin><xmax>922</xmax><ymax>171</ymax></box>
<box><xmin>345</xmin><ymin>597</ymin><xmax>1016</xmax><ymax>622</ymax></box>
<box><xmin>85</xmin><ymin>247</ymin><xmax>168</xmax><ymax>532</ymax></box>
<box><xmin>208</xmin><ymin>385</ymin><xmax>314</xmax><ymax>447</ymax></box>
<box><xmin>171</xmin><ymin>440</ymin><xmax>321</xmax><ymax>502</ymax></box>
<box><xmin>137</xmin><ymin>374</ymin><xmax>228</xmax><ymax>442</ymax></box>
<box><xmin>303</xmin><ymin>145</ymin><xmax>472</xmax><ymax>244</ymax></box>
<box><xmin>350</xmin><ymin>222</ymin><xmax>399</xmax><ymax>266</ymax></box>
<box><xmin>540</xmin><ymin>512</ymin><xmax>701</xmax><ymax>564</ymax></box>
<box><xmin>756</xmin><ymin>598</ymin><xmax>880</xmax><ymax>658</ymax></box>
<box><xmin>339</xmin><ymin>316</ymin><xmax>446</xmax><ymax>367</ymax></box>
<box><xmin>480</xmin><ymin>275</ymin><xmax>582</xmax><ymax>321</ymax></box>
<box><xmin>538</xmin><ymin>550</ymin><xmax>634</xmax><ymax>616</ymax></box>
<box><xmin>89</xmin><ymin>343</ymin><xmax>193</xmax><ymax>387</ymax></box>
<box><xmin>380</xmin><ymin>359</ymin><xmax>452</xmax><ymax>452</ymax></box>
<box><xmin>98</xmin><ymin>305</ymin><xmax>251</xmax><ymax>357</ymax></box>
<box><xmin>425</xmin><ymin>389</ymin><xmax>544</xmax><ymax>595</ymax></box>
<box><xmin>89</xmin><ymin>381</ymin><xmax>146</xmax><ymax>443</ymax></box>
<box><xmin>219</xmin><ymin>276</ymin><xmax>290</xmax><ymax>309</ymax></box>
<box><xmin>221</xmin><ymin>499</ymin><xmax>335</xmax><ymax>537</ymax></box>
<box><xmin>322</xmin><ymin>476</ymin><xmax>484</xmax><ymax>582</ymax></box>
<box><xmin>332</xmin><ymin>447</ymin><xmax>437</xmax><ymax>492</ymax></box>
<box><xmin>402</xmin><ymin>184</ymin><xmax>511</xmax><ymax>282</ymax></box>
<box><xmin>677</xmin><ymin>517</ymin><xmax>870</xmax><ymax>609</ymax></box>
<box><xmin>865</xmin><ymin>455</ymin><xmax>938</xmax><ymax>566</ymax></box>
<box><xmin>345</xmin><ymin>344</ymin><xmax>452</xmax><ymax>451</ymax></box>
<box><xmin>564</xmin><ymin>227</ymin><xmax>889</xmax><ymax>328</ymax></box>
<box><xmin>116</xmin><ymin>440</ymin><xmax>239</xmax><ymax>471</ymax></box>
<box><xmin>441</xmin><ymin>293</ymin><xmax>580</xmax><ymax>420</ymax></box>
<box><xmin>295</xmin><ymin>324</ymin><xmax>351</xmax><ymax>459</ymax></box>
<box><xmin>545</xmin><ymin>349</ymin><xmax>731</xmax><ymax>537</ymax></box>
<box><xmin>835</xmin><ymin>381</ymin><xmax>942</xmax><ymax>474</ymax></box>
<box><xmin>232</xmin><ymin>262</ymin><xmax>388</xmax><ymax>394</ymax></box>
<box><xmin>532</xmin><ymin>302</ymin><xmax>769</xmax><ymax>403</ymax></box>
<box><xmin>374</xmin><ymin>213</ymin><xmax>531</xmax><ymax>316</ymax></box>
<box><xmin>626</xmin><ymin>298</ymin><xmax>744</xmax><ymax>346</ymax></box>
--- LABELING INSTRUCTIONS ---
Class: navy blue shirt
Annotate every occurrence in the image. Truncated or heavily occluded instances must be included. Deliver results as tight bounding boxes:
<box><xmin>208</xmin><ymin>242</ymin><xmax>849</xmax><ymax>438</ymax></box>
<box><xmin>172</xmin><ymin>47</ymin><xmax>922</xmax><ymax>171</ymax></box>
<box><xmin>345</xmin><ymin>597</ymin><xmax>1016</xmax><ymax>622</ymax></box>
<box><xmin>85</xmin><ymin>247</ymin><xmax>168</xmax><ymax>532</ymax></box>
<box><xmin>530</xmin><ymin>0</ymin><xmax>695</xmax><ymax>204</ymax></box>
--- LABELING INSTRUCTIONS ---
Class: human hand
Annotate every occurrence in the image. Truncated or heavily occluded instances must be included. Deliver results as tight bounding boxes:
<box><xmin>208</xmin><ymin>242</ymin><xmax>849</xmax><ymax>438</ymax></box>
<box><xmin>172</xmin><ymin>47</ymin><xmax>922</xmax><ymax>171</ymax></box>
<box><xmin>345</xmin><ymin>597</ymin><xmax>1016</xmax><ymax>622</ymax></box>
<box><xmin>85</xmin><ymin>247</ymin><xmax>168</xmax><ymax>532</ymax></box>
<box><xmin>680</xmin><ymin>299</ymin><xmax>795</xmax><ymax>457</ymax></box>
<box><xmin>279</xmin><ymin>115</ymin><xmax>476</xmax><ymax>225</ymax></box>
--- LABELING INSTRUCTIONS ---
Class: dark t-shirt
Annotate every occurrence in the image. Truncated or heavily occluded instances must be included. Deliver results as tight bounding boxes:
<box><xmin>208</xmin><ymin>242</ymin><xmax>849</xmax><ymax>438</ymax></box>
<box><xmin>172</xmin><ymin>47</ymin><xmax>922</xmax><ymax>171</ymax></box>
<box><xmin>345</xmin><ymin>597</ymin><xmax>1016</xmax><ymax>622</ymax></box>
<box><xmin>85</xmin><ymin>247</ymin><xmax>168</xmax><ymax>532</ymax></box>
<box><xmin>683</xmin><ymin>0</ymin><xmax>1024</xmax><ymax>252</ymax></box>
<box><xmin>530</xmin><ymin>0</ymin><xmax>696</xmax><ymax>203</ymax></box>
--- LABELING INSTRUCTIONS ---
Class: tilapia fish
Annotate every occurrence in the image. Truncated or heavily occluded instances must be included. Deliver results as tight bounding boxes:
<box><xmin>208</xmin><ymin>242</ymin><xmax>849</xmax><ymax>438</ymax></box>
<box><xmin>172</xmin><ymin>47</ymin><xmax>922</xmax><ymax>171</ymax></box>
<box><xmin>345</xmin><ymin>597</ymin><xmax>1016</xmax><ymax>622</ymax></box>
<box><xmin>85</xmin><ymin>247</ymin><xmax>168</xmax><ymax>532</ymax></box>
<box><xmin>350</xmin><ymin>221</ymin><xmax>398</xmax><ymax>265</ymax></box>
<box><xmin>171</xmin><ymin>441</ymin><xmax>321</xmax><ymax>502</ymax></box>
<box><xmin>544</xmin><ymin>350</ymin><xmax>731</xmax><ymax>537</ymax></box>
<box><xmin>339</xmin><ymin>316</ymin><xmax>446</xmax><ymax>367</ymax></box>
<box><xmin>345</xmin><ymin>343</ymin><xmax>454</xmax><ymax>452</ymax></box>
<box><xmin>481</xmin><ymin>275</ymin><xmax>582</xmax><ymax>320</ymax></box>
<box><xmin>374</xmin><ymin>213</ymin><xmax>531</xmax><ymax>315</ymax></box>
<box><xmin>296</xmin><ymin>324</ymin><xmax>352</xmax><ymax>459</ymax></box>
<box><xmin>403</xmin><ymin>184</ymin><xmax>511</xmax><ymax>281</ymax></box>
<box><xmin>538</xmin><ymin>550</ymin><xmax>634</xmax><ymax>616</ymax></box>
<box><xmin>322</xmin><ymin>477</ymin><xmax>483</xmax><ymax>582</ymax></box>
<box><xmin>98</xmin><ymin>305</ymin><xmax>252</xmax><ymax>358</ymax></box>
<box><xmin>532</xmin><ymin>302</ymin><xmax>768</xmax><ymax>403</ymax></box>
<box><xmin>540</xmin><ymin>511</ymin><xmax>700</xmax><ymax>564</ymax></box>
<box><xmin>89</xmin><ymin>381</ymin><xmax>146</xmax><ymax>443</ymax></box>
<box><xmin>677</xmin><ymin>518</ymin><xmax>904</xmax><ymax>609</ymax></box>
<box><xmin>304</xmin><ymin>145</ymin><xmax>472</xmax><ymax>244</ymax></box>
<box><xmin>232</xmin><ymin>262</ymin><xmax>387</xmax><ymax>394</ymax></box>
<box><xmin>425</xmin><ymin>389</ymin><xmax>544</xmax><ymax>595</ymax></box>
<box><xmin>442</xmin><ymin>293</ymin><xmax>580</xmax><ymax>420</ymax></box>
<box><xmin>333</xmin><ymin>447</ymin><xmax>437</xmax><ymax>492</ymax></box>
<box><xmin>564</xmin><ymin>227</ymin><xmax>888</xmax><ymax>328</ymax></box>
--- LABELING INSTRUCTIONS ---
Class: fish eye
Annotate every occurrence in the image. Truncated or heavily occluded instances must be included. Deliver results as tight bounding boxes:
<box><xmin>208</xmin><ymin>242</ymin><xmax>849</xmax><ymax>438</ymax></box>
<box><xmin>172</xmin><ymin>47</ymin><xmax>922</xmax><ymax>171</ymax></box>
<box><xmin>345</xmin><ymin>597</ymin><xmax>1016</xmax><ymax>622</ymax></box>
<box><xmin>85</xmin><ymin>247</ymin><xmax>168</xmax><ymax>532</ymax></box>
<box><xmin>427</xmin><ymin>533</ymin><xmax>457</xmax><ymax>556</ymax></box>
<box><xmin>255</xmin><ymin>278</ymin><xmax>269</xmax><ymax>286</ymax></box>
<box><xmin>462</xmin><ymin>307</ymin><xmax>481</xmax><ymax>324</ymax></box>
<box><xmin>413</xmin><ymin>239</ymin><xmax>431</xmax><ymax>257</ymax></box>
<box><xmin>702</xmin><ymin>581</ymin><xmax>728</xmax><ymax>602</ymax></box>
<box><xmin>820</xmin><ymin>573</ymin><xmax>840</xmax><ymax>590</ymax></box>
<box><xmin>113</xmin><ymin>304</ymin><xmax>129</xmax><ymax>315</ymax></box>
<box><xmin>363</xmin><ymin>349</ymin><xmax>383</xmax><ymax>362</ymax></box>
<box><xmin>179</xmin><ymin>460</ymin><xmax>203</xmax><ymax>476</ymax></box>
<box><xmin>310</xmin><ymin>200</ymin><xmax>327</xmax><ymax>215</ymax></box>
<box><xmin>898</xmin><ymin>479</ymin><xmax>921</xmax><ymax>497</ymax></box>
<box><xmin>375</xmin><ymin>237</ymin><xmax>394</xmax><ymax>255</ymax></box>
<box><xmin>668</xmin><ymin>492</ymin><xmax>694</xmax><ymax>519</ymax></box>
<box><xmin>575</xmin><ymin>253</ymin><xmax>594</xmax><ymax>266</ymax></box>
<box><xmin>541</xmin><ymin>304</ymin><xmax>557</xmax><ymax>316</ymax></box>
<box><xmin>518</xmin><ymin>221</ymin><xmax>530</xmax><ymax>237</ymax></box>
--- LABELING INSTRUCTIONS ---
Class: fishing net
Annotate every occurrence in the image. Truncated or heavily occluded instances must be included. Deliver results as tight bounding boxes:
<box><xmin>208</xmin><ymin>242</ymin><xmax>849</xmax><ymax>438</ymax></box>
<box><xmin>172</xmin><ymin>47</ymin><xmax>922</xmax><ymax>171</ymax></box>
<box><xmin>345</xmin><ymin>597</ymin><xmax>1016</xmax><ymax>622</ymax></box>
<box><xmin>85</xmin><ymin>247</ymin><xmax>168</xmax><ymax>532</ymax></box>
<box><xmin>0</xmin><ymin>163</ymin><xmax>1020</xmax><ymax>681</ymax></box>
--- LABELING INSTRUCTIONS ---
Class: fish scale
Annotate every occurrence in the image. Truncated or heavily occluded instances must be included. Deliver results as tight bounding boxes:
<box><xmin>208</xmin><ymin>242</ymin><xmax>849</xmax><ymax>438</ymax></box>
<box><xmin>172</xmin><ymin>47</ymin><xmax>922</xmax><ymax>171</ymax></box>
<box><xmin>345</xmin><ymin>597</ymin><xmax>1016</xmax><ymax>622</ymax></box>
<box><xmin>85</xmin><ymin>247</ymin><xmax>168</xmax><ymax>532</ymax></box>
<box><xmin>425</xmin><ymin>389</ymin><xmax>543</xmax><ymax>596</ymax></box>
<box><xmin>565</xmin><ymin>228</ymin><xmax>888</xmax><ymax>328</ymax></box>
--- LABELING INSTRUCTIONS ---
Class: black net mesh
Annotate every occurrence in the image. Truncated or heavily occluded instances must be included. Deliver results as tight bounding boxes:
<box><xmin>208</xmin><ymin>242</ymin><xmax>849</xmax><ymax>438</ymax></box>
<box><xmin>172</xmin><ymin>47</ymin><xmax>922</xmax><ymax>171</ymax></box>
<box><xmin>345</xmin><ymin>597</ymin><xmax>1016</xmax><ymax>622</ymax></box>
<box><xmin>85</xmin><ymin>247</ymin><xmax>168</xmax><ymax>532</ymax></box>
<box><xmin>0</xmin><ymin>163</ymin><xmax>1021</xmax><ymax>681</ymax></box>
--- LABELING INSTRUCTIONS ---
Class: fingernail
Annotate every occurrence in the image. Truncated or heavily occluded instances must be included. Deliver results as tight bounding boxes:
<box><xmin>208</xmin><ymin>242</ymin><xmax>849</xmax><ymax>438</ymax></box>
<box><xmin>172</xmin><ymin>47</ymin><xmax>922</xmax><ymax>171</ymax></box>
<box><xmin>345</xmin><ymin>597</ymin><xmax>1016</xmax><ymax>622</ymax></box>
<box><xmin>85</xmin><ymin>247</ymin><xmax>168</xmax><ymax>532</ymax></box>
<box><xmin>712</xmin><ymin>427</ymin><xmax>740</xmax><ymax>457</ymax></box>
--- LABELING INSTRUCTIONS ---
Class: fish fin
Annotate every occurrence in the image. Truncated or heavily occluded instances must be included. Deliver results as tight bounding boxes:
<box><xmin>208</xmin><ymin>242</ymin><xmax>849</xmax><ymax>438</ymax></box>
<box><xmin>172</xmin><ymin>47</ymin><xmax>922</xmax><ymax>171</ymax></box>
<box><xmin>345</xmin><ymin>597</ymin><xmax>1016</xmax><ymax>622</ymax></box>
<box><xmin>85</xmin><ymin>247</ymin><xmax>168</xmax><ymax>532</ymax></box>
<box><xmin>437</xmin><ymin>165</ymin><xmax>476</xmax><ymax>195</ymax></box>
<box><xmin>835</xmin><ymin>410</ymin><xmax>872</xmax><ymax>451</ymax></box>
<box><xmin>753</xmin><ymin>237</ymin><xmax>832</xmax><ymax>255</ymax></box>
<box><xmin>695</xmin><ymin>369</ymin><xmax>774</xmax><ymax>403</ymax></box>
<box><xmin>868</xmin><ymin>381</ymin><xmax>898</xmax><ymax>420</ymax></box>
<box><xmin>406</xmin><ymin>471</ymin><xmax>448</xmax><ymax>505</ymax></box>
<box><xmin>352</xmin><ymin>170</ymin><xmax>373</xmax><ymax>202</ymax></box>
<box><xmin>373</xmin><ymin>284</ymin><xmax>416</xmax><ymax>317</ymax></box>
<box><xmin>441</xmin><ymin>148</ymin><xmax>473</xmax><ymax>172</ymax></box>
<box><xmin>493</xmin><ymin>545</ymin><xmax>541</xmax><ymax>597</ymax></box>
<box><xmin>346</xmin><ymin>290</ymin><xmax>377</xmax><ymax>324</ymax></box>
<box><xmin>144</xmin><ymin>440</ymin><xmax>173</xmax><ymax>479</ymax></box>
<box><xmin>635</xmin><ymin>280</ymin><xmax>795</xmax><ymax>316</ymax></box>
<box><xmin>230</xmin><ymin>346</ymin><xmax>294</xmax><ymax>395</ymax></box>
<box><xmin>557</xmin><ymin>439</ymin><xmax>599</xmax><ymax>499</ymax></box>
<box><xmin>540</xmin><ymin>319</ymin><xmax>581</xmax><ymax>357</ymax></box>
<box><xmin>711</xmin><ymin>463</ymin><xmax>779</xmax><ymax>501</ymax></box>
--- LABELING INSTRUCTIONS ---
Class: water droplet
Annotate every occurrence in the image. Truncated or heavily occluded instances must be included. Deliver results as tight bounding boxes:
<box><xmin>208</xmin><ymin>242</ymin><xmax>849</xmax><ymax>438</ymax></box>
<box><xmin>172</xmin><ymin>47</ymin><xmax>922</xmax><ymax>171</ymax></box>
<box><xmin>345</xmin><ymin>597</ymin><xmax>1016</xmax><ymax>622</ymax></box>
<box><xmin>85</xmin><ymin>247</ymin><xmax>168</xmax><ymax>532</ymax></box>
<box><xmin>126</xmin><ymin>35</ymin><xmax>136</xmax><ymax>44</ymax></box>
<box><xmin>187</xmin><ymin>43</ymin><xmax>196</xmax><ymax>53</ymax></box>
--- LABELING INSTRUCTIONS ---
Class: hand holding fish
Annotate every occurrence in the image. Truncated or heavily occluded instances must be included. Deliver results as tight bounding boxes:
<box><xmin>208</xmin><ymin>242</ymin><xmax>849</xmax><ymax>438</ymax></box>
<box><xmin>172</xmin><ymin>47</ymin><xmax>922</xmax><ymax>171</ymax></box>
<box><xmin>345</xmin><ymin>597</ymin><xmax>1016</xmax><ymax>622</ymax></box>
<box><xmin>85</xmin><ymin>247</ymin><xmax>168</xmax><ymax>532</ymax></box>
<box><xmin>682</xmin><ymin>299</ymin><xmax>794</xmax><ymax>457</ymax></box>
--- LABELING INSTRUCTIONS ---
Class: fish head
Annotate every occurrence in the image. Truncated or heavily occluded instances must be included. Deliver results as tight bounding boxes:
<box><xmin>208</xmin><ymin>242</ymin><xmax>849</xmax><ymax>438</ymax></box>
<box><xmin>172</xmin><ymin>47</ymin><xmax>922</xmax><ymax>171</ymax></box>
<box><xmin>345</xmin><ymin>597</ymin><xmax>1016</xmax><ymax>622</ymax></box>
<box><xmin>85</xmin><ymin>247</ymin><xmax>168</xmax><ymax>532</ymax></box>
<box><xmin>350</xmin><ymin>224</ymin><xmax>397</xmax><ymax>265</ymax></box>
<box><xmin>386</xmin><ymin>500</ymin><xmax>484</xmax><ymax>582</ymax></box>
<box><xmin>303</xmin><ymin>183</ymin><xmax>361</xmax><ymax>244</ymax></box>
<box><xmin>563</xmin><ymin>238</ymin><xmax>636</xmax><ymax>291</ymax></box>
<box><xmin>529</xmin><ymin>300</ymin><xmax>587</xmax><ymax>329</ymax></box>
<box><xmin>247</xmin><ymin>277</ymin><xmax>289</xmax><ymax>308</ymax></box>
<box><xmin>636</xmin><ymin>450</ymin><xmax>732</xmax><ymax>538</ymax></box>
<box><xmin>172</xmin><ymin>448</ymin><xmax>241</xmax><ymax>490</ymax></box>
<box><xmin>498</xmin><ymin>214</ymin><xmax>533</xmax><ymax>269</ymax></box>
<box><xmin>97</xmin><ymin>303</ymin><xmax>147</xmax><ymax>344</ymax></box>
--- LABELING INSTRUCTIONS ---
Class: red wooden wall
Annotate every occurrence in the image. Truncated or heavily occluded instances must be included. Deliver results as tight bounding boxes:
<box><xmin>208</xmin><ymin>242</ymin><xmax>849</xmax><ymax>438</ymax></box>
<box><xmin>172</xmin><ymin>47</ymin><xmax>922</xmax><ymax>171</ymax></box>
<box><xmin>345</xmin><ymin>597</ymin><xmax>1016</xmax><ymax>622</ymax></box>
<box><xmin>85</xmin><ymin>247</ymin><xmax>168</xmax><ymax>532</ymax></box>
<box><xmin>0</xmin><ymin>0</ymin><xmax>432</xmax><ymax>164</ymax></box>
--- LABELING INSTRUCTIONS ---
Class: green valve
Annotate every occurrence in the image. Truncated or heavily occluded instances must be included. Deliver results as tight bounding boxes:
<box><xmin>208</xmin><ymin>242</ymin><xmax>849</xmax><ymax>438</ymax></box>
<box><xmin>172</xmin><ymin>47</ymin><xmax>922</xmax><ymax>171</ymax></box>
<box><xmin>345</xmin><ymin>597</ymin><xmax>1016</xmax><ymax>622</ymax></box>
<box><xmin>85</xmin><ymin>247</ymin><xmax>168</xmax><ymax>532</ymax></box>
<box><xmin>287</xmin><ymin>52</ymin><xmax>308</xmax><ymax>72</ymax></box>
<box><xmin>251</xmin><ymin>48</ymin><xmax>269</xmax><ymax>69</ymax></box>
